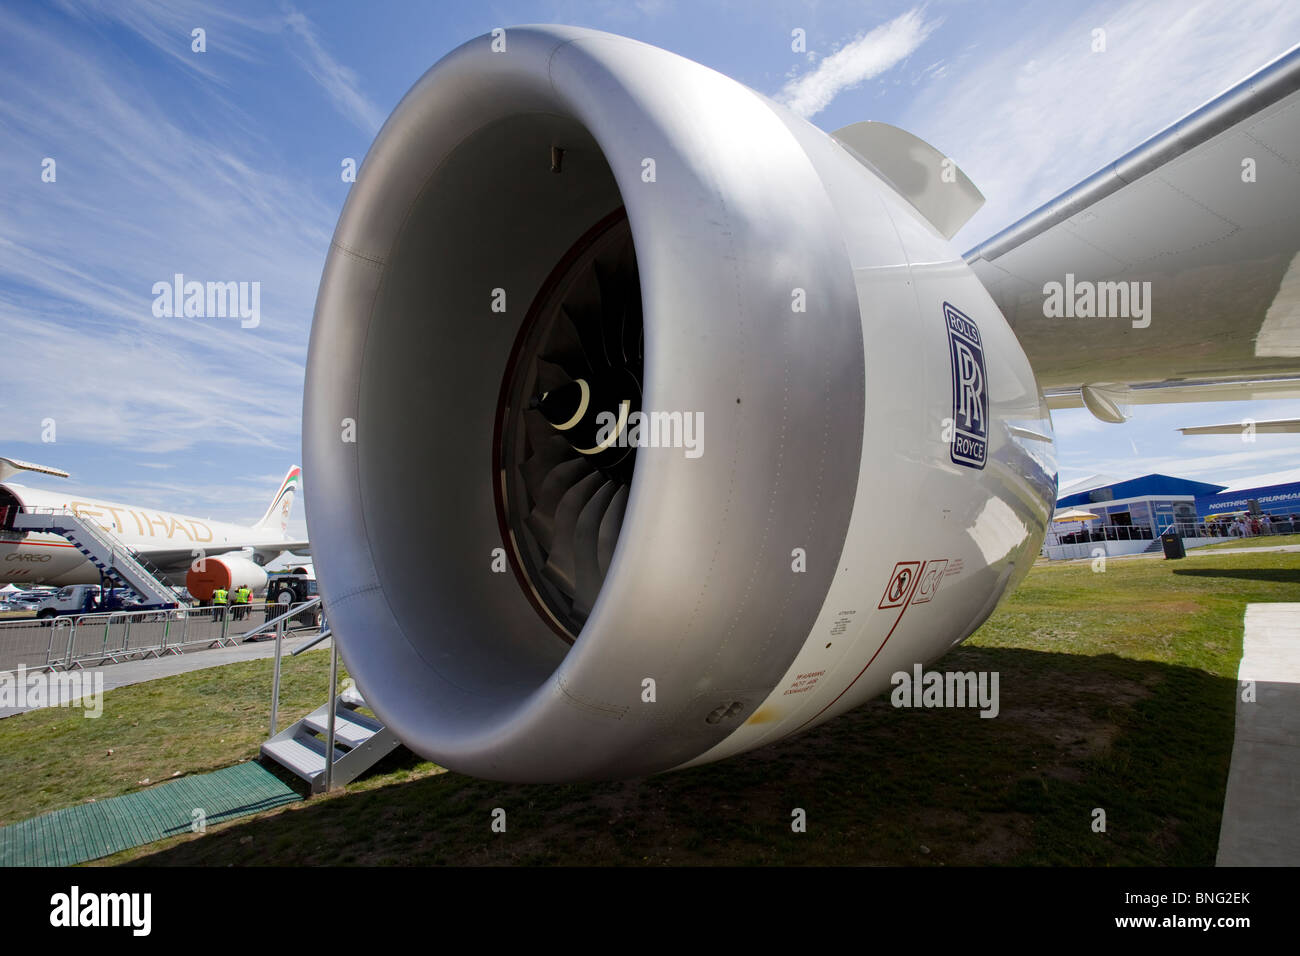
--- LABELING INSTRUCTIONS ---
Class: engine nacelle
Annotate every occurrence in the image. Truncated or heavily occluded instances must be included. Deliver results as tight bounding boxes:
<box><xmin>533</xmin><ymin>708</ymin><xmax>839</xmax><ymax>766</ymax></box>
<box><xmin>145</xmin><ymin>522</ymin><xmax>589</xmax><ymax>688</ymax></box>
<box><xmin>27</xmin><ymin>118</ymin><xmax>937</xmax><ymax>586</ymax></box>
<box><xmin>304</xmin><ymin>26</ymin><xmax>1056</xmax><ymax>781</ymax></box>
<box><xmin>185</xmin><ymin>554</ymin><xmax>267</xmax><ymax>601</ymax></box>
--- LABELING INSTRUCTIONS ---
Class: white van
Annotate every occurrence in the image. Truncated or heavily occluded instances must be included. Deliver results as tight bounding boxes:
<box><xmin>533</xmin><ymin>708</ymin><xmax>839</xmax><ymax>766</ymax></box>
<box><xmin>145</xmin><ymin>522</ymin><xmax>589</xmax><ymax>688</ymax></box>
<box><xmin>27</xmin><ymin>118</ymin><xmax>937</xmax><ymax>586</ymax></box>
<box><xmin>36</xmin><ymin>584</ymin><xmax>102</xmax><ymax>619</ymax></box>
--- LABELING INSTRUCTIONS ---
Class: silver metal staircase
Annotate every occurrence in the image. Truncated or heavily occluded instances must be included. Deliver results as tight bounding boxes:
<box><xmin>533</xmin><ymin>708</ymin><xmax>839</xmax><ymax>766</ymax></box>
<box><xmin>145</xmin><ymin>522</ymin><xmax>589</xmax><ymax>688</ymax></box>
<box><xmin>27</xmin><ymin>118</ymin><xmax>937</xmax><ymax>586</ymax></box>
<box><xmin>13</xmin><ymin>508</ymin><xmax>178</xmax><ymax>608</ymax></box>
<box><xmin>252</xmin><ymin>600</ymin><xmax>401</xmax><ymax>793</ymax></box>
<box><xmin>261</xmin><ymin>695</ymin><xmax>400</xmax><ymax>793</ymax></box>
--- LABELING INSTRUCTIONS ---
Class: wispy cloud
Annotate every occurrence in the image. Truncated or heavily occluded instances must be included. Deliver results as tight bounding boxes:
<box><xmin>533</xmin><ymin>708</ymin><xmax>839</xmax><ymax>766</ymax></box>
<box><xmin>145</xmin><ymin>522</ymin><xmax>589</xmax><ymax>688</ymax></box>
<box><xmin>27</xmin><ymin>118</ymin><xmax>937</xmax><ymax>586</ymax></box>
<box><xmin>56</xmin><ymin>0</ymin><xmax>381</xmax><ymax>134</ymax></box>
<box><xmin>1054</xmin><ymin>400</ymin><xmax>1300</xmax><ymax>489</ymax></box>
<box><xmin>776</xmin><ymin>9</ymin><xmax>940</xmax><ymax>118</ymax></box>
<box><xmin>901</xmin><ymin>0</ymin><xmax>1300</xmax><ymax>249</ymax></box>
<box><xmin>0</xmin><ymin>3</ymin><xmax>333</xmax><ymax>457</ymax></box>
<box><xmin>284</xmin><ymin>8</ymin><xmax>385</xmax><ymax>136</ymax></box>
<box><xmin>53</xmin><ymin>0</ymin><xmax>269</xmax><ymax>81</ymax></box>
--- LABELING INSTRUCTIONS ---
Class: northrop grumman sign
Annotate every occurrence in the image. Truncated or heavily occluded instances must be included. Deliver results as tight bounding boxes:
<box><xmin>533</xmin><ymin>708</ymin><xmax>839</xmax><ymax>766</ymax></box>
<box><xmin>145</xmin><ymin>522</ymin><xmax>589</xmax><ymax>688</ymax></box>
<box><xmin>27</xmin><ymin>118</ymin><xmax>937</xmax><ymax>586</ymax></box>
<box><xmin>1195</xmin><ymin>482</ymin><xmax>1300</xmax><ymax>519</ymax></box>
<box><xmin>944</xmin><ymin>302</ymin><xmax>987</xmax><ymax>469</ymax></box>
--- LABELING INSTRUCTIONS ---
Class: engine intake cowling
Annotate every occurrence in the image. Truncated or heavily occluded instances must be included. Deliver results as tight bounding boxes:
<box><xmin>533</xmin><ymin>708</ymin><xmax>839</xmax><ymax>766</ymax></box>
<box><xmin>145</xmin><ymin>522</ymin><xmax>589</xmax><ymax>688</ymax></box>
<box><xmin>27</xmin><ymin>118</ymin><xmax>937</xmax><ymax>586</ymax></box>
<box><xmin>185</xmin><ymin>554</ymin><xmax>267</xmax><ymax>601</ymax></box>
<box><xmin>303</xmin><ymin>25</ymin><xmax>1056</xmax><ymax>782</ymax></box>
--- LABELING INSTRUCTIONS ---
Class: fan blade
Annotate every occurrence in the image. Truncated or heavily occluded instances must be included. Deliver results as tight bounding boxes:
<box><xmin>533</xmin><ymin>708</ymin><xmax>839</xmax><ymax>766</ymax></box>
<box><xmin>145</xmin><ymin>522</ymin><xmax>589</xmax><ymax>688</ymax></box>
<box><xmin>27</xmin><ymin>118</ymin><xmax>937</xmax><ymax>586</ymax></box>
<box><xmin>592</xmin><ymin>260</ymin><xmax>627</xmax><ymax>368</ymax></box>
<box><xmin>540</xmin><ymin>309</ymin><xmax>588</xmax><ymax>372</ymax></box>
<box><xmin>534</xmin><ymin>357</ymin><xmax>571</xmax><ymax>394</ymax></box>
<box><xmin>520</xmin><ymin>433</ymin><xmax>575</xmax><ymax>497</ymax></box>
<box><xmin>525</xmin><ymin>456</ymin><xmax>593</xmax><ymax>550</ymax></box>
<box><xmin>572</xmin><ymin>479</ymin><xmax>620</xmax><ymax>617</ymax></box>
<box><xmin>531</xmin><ymin>457</ymin><xmax>594</xmax><ymax>520</ymax></box>
<box><xmin>542</xmin><ymin>470</ymin><xmax>607</xmax><ymax>596</ymax></box>
<box><xmin>560</xmin><ymin>305</ymin><xmax>607</xmax><ymax>376</ymax></box>
<box><xmin>596</xmin><ymin>483</ymin><xmax>629</xmax><ymax>578</ymax></box>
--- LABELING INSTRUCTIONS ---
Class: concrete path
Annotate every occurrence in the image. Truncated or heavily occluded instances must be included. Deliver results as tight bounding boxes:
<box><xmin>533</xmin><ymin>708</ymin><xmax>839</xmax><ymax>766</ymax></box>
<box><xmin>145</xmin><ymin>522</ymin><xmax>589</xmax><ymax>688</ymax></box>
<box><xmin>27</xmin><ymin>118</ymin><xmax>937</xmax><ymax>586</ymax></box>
<box><xmin>0</xmin><ymin>633</ymin><xmax>331</xmax><ymax>718</ymax></box>
<box><xmin>1217</xmin><ymin>603</ymin><xmax>1300</xmax><ymax>866</ymax></box>
<box><xmin>1054</xmin><ymin>542</ymin><xmax>1300</xmax><ymax>564</ymax></box>
<box><xmin>1184</xmin><ymin>544</ymin><xmax>1300</xmax><ymax>557</ymax></box>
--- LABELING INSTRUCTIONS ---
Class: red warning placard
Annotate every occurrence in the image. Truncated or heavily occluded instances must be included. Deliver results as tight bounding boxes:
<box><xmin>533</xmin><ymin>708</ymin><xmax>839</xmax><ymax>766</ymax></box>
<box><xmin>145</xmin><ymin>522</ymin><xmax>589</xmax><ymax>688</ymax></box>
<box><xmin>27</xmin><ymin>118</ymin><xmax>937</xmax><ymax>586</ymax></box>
<box><xmin>878</xmin><ymin>561</ymin><xmax>921</xmax><ymax>609</ymax></box>
<box><xmin>910</xmin><ymin>559</ymin><xmax>949</xmax><ymax>604</ymax></box>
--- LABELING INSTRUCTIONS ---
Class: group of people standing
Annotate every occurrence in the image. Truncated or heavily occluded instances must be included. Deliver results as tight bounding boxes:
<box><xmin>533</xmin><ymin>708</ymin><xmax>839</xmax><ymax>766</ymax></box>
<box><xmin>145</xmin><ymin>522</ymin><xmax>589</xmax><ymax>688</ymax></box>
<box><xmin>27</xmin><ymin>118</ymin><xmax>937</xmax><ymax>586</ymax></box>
<box><xmin>210</xmin><ymin>585</ymin><xmax>254</xmax><ymax>620</ymax></box>
<box><xmin>1226</xmin><ymin>513</ymin><xmax>1280</xmax><ymax>537</ymax></box>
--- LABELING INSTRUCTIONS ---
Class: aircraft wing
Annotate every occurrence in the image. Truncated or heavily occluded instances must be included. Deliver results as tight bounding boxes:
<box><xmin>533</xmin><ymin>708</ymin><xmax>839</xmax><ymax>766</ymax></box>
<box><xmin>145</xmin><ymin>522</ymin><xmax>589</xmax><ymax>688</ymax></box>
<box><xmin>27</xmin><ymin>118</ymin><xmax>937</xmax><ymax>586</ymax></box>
<box><xmin>138</xmin><ymin>541</ymin><xmax>311</xmax><ymax>576</ymax></box>
<box><xmin>1177</xmin><ymin>418</ymin><xmax>1300</xmax><ymax>435</ymax></box>
<box><xmin>0</xmin><ymin>457</ymin><xmax>70</xmax><ymax>482</ymax></box>
<box><xmin>965</xmin><ymin>43</ymin><xmax>1300</xmax><ymax>416</ymax></box>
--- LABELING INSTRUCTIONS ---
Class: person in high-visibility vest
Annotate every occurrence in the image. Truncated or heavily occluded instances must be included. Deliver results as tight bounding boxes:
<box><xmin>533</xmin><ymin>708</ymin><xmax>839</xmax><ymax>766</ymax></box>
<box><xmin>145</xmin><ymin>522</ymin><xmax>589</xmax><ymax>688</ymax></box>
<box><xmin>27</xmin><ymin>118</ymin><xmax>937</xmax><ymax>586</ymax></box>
<box><xmin>212</xmin><ymin>587</ymin><xmax>228</xmax><ymax>622</ymax></box>
<box><xmin>234</xmin><ymin>585</ymin><xmax>251</xmax><ymax>620</ymax></box>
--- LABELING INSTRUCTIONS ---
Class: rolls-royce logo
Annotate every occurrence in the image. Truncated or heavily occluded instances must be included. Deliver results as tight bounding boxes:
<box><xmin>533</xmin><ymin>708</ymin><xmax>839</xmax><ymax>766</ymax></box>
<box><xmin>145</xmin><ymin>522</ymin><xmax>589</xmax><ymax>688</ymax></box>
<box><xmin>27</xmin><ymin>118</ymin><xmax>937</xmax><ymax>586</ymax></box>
<box><xmin>944</xmin><ymin>302</ymin><xmax>987</xmax><ymax>469</ymax></box>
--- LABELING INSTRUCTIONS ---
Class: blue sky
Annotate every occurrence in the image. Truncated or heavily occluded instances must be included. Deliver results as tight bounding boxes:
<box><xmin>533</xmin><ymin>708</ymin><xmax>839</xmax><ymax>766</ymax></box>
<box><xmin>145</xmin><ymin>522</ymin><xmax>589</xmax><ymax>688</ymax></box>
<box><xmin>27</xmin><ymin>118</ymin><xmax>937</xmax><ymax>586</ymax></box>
<box><xmin>1</xmin><ymin>0</ymin><xmax>1298</xmax><ymax>536</ymax></box>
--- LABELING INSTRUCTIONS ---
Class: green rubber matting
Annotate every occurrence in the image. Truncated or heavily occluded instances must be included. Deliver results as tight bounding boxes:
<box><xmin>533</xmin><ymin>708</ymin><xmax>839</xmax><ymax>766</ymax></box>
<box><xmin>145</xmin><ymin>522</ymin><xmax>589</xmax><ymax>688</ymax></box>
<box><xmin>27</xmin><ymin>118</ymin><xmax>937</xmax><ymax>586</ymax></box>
<box><xmin>0</xmin><ymin>760</ymin><xmax>300</xmax><ymax>866</ymax></box>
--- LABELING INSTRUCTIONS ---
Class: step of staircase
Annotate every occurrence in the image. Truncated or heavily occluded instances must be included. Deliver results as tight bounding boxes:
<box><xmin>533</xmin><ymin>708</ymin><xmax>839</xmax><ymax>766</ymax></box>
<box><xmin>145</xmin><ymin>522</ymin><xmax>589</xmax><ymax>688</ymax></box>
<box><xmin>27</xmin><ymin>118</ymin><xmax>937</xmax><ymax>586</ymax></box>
<box><xmin>301</xmin><ymin>706</ymin><xmax>383</xmax><ymax>750</ymax></box>
<box><xmin>261</xmin><ymin>735</ymin><xmax>340</xmax><ymax>781</ymax></box>
<box><xmin>261</xmin><ymin>698</ymin><xmax>401</xmax><ymax>794</ymax></box>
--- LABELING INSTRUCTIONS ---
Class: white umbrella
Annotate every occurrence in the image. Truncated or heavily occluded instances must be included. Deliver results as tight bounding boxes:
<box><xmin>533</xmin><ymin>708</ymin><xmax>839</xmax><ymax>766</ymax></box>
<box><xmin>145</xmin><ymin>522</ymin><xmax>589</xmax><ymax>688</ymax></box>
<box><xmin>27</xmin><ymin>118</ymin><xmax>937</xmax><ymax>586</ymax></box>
<box><xmin>1052</xmin><ymin>509</ymin><xmax>1099</xmax><ymax>523</ymax></box>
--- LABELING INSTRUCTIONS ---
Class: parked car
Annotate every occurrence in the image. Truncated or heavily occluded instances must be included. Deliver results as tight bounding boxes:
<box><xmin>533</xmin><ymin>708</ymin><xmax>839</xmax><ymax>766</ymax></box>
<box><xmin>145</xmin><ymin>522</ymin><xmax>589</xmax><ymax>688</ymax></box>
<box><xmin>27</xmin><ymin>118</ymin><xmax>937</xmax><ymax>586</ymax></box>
<box><xmin>265</xmin><ymin>572</ymin><xmax>320</xmax><ymax>628</ymax></box>
<box><xmin>10</xmin><ymin>588</ymin><xmax>56</xmax><ymax>611</ymax></box>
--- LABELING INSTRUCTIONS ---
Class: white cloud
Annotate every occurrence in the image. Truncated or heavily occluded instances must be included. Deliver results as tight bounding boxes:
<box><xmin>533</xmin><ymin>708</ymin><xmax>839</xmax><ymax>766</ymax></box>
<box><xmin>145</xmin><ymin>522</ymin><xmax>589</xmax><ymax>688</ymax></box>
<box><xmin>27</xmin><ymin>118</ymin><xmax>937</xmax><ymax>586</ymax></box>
<box><xmin>53</xmin><ymin>0</ymin><xmax>269</xmax><ymax>80</ymax></box>
<box><xmin>1052</xmin><ymin>401</ymin><xmax>1300</xmax><ymax>492</ymax></box>
<box><xmin>284</xmin><ymin>9</ymin><xmax>385</xmax><ymax>136</ymax></box>
<box><xmin>56</xmin><ymin>1</ymin><xmax>381</xmax><ymax>135</ymax></box>
<box><xmin>0</xmin><ymin>4</ymin><xmax>332</xmax><ymax>455</ymax></box>
<box><xmin>900</xmin><ymin>0</ymin><xmax>1300</xmax><ymax>250</ymax></box>
<box><xmin>776</xmin><ymin>9</ymin><xmax>940</xmax><ymax>117</ymax></box>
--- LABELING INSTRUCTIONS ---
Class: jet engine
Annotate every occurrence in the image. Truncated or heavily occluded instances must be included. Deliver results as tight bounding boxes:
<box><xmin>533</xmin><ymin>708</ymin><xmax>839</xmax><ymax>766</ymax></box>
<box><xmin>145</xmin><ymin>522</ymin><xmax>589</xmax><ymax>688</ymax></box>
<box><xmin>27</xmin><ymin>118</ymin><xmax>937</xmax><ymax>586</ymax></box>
<box><xmin>185</xmin><ymin>554</ymin><xmax>267</xmax><ymax>601</ymax></box>
<box><xmin>303</xmin><ymin>26</ymin><xmax>1057</xmax><ymax>781</ymax></box>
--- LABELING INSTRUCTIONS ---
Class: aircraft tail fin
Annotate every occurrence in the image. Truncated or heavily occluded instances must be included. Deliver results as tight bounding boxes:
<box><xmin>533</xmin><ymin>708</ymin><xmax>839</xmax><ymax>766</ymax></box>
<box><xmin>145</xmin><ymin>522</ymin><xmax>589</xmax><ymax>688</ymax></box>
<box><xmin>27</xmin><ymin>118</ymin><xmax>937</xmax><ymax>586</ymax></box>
<box><xmin>255</xmin><ymin>466</ymin><xmax>301</xmax><ymax>534</ymax></box>
<box><xmin>0</xmin><ymin>456</ymin><xmax>71</xmax><ymax>482</ymax></box>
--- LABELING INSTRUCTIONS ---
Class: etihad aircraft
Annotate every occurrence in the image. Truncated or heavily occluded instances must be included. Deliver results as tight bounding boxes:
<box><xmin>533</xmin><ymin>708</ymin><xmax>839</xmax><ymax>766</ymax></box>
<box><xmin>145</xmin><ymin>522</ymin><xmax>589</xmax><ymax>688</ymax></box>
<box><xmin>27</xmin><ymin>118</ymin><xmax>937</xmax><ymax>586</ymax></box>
<box><xmin>299</xmin><ymin>27</ymin><xmax>1300</xmax><ymax>782</ymax></box>
<box><xmin>0</xmin><ymin>458</ymin><xmax>308</xmax><ymax>589</ymax></box>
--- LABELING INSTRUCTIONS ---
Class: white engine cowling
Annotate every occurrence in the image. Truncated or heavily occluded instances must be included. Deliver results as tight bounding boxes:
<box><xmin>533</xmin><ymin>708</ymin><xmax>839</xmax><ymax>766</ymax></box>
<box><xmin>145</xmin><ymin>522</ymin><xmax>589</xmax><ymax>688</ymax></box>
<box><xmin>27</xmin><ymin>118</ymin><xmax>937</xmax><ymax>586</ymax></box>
<box><xmin>303</xmin><ymin>26</ymin><xmax>1056</xmax><ymax>782</ymax></box>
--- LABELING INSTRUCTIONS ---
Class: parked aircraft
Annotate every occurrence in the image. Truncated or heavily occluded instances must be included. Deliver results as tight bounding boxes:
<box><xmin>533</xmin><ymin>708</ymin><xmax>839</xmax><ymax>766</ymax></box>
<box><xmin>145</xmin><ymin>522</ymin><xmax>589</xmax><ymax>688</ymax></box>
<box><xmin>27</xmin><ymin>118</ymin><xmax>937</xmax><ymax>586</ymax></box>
<box><xmin>0</xmin><ymin>458</ymin><xmax>308</xmax><ymax>590</ymax></box>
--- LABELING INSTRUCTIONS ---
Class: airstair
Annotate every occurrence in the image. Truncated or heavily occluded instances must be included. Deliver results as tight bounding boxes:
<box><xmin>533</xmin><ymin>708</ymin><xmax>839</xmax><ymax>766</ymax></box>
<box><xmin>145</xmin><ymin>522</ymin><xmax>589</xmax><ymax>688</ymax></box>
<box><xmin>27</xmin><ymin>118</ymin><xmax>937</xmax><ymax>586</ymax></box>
<box><xmin>250</xmin><ymin>601</ymin><xmax>402</xmax><ymax>793</ymax></box>
<box><xmin>13</xmin><ymin>508</ymin><xmax>178</xmax><ymax>608</ymax></box>
<box><xmin>261</xmin><ymin>693</ymin><xmax>401</xmax><ymax>794</ymax></box>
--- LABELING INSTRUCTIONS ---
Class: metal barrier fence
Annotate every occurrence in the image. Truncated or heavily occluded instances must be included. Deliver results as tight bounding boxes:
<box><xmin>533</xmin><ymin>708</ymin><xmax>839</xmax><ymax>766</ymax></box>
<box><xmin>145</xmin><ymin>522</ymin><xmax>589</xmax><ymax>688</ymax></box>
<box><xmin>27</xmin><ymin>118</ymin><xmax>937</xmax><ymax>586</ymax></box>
<box><xmin>0</xmin><ymin>602</ymin><xmax>321</xmax><ymax>673</ymax></box>
<box><xmin>0</xmin><ymin>617</ymin><xmax>72</xmax><ymax>673</ymax></box>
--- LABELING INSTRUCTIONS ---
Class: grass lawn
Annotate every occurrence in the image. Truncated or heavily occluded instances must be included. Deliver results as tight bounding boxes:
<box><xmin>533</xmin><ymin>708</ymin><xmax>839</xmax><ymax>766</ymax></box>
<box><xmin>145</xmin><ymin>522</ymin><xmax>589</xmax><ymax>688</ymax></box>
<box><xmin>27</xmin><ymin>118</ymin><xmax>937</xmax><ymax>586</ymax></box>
<box><xmin>0</xmin><ymin>648</ymin><xmax>343</xmax><ymax>826</ymax></box>
<box><xmin>3</xmin><ymin>548</ymin><xmax>1295</xmax><ymax>866</ymax></box>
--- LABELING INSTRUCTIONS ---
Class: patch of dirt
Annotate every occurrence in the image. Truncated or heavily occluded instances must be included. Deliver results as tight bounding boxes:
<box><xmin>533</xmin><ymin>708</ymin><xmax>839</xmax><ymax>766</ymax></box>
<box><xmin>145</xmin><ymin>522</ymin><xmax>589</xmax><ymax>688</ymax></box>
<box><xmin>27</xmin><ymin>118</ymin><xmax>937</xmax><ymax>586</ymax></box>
<box><xmin>907</xmin><ymin>809</ymin><xmax>1037</xmax><ymax>865</ymax></box>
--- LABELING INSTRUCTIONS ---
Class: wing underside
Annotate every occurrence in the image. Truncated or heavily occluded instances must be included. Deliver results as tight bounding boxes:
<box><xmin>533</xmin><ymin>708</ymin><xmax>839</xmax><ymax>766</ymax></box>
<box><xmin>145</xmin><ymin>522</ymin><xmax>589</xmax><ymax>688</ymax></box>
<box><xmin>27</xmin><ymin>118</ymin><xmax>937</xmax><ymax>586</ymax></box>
<box><xmin>965</xmin><ymin>43</ymin><xmax>1300</xmax><ymax>415</ymax></box>
<box><xmin>139</xmin><ymin>541</ymin><xmax>311</xmax><ymax>577</ymax></box>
